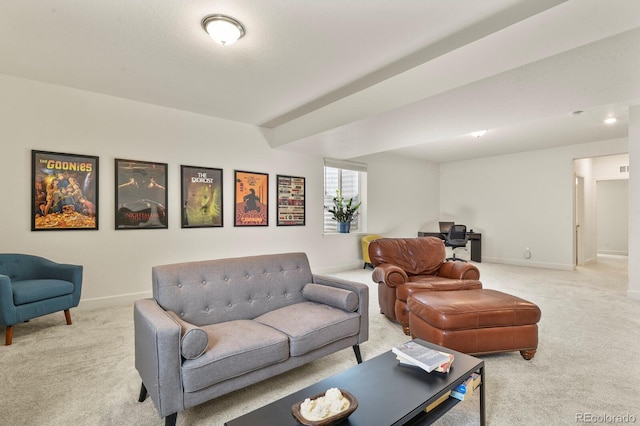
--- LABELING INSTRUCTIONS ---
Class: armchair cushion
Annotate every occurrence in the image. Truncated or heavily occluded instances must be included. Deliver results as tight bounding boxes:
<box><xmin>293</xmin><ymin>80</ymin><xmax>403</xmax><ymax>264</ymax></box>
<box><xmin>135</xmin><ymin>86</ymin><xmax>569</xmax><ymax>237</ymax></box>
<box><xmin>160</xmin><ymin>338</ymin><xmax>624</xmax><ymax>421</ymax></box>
<box><xmin>11</xmin><ymin>279</ymin><xmax>74</xmax><ymax>305</ymax></box>
<box><xmin>166</xmin><ymin>311</ymin><xmax>209</xmax><ymax>360</ymax></box>
<box><xmin>302</xmin><ymin>283</ymin><xmax>358</xmax><ymax>312</ymax></box>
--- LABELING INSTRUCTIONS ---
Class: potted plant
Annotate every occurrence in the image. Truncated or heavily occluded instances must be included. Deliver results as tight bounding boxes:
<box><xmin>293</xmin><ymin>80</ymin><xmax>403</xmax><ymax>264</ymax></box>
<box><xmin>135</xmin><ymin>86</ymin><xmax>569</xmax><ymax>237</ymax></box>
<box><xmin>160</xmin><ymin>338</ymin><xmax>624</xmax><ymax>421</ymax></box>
<box><xmin>326</xmin><ymin>190</ymin><xmax>361</xmax><ymax>233</ymax></box>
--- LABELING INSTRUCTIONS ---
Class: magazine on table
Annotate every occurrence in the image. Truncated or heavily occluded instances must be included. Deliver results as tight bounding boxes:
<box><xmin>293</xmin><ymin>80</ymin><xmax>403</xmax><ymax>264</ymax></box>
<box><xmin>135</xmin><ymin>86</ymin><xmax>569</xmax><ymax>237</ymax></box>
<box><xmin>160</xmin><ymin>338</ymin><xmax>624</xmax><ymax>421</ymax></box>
<box><xmin>392</xmin><ymin>341</ymin><xmax>454</xmax><ymax>373</ymax></box>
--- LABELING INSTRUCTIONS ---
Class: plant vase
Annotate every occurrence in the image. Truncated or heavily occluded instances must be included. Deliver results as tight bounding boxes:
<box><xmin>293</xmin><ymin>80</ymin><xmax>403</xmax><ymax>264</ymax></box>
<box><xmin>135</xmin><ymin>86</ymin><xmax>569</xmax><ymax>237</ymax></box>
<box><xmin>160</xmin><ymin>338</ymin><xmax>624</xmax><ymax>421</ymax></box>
<box><xmin>338</xmin><ymin>221</ymin><xmax>351</xmax><ymax>233</ymax></box>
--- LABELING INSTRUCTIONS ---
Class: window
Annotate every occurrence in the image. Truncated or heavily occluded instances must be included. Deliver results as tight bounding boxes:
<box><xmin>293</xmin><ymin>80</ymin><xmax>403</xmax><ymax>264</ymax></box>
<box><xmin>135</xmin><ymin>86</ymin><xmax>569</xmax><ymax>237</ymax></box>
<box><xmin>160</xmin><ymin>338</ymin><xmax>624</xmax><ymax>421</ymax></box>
<box><xmin>323</xmin><ymin>159</ymin><xmax>367</xmax><ymax>233</ymax></box>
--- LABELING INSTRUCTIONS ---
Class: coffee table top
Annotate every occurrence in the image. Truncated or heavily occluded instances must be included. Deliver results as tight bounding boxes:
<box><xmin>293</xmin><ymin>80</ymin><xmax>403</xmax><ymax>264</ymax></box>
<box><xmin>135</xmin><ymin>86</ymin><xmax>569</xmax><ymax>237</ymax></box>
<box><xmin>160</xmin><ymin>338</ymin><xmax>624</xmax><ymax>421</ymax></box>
<box><xmin>225</xmin><ymin>339</ymin><xmax>483</xmax><ymax>426</ymax></box>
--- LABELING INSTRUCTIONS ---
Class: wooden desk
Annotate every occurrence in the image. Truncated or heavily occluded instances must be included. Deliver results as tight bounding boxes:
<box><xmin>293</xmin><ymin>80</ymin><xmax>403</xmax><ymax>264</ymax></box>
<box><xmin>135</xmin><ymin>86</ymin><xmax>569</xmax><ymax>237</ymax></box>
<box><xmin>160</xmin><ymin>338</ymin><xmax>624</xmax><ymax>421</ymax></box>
<box><xmin>418</xmin><ymin>232</ymin><xmax>482</xmax><ymax>262</ymax></box>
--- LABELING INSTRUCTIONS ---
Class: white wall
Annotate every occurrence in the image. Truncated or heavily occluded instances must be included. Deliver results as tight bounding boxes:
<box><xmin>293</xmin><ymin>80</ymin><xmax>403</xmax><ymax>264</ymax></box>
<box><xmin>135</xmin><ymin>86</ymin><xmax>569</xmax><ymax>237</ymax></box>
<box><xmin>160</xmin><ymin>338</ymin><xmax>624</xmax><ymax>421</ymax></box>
<box><xmin>596</xmin><ymin>180</ymin><xmax>628</xmax><ymax>255</ymax></box>
<box><xmin>355</xmin><ymin>152</ymin><xmax>440</xmax><ymax>237</ymax></box>
<box><xmin>628</xmin><ymin>106</ymin><xmax>640</xmax><ymax>300</ymax></box>
<box><xmin>592</xmin><ymin>154</ymin><xmax>629</xmax><ymax>180</ymax></box>
<box><xmin>440</xmin><ymin>138</ymin><xmax>628</xmax><ymax>270</ymax></box>
<box><xmin>3</xmin><ymin>73</ymin><xmax>637</xmax><ymax>305</ymax></box>
<box><xmin>0</xmin><ymin>75</ymin><xmax>438</xmax><ymax>309</ymax></box>
<box><xmin>592</xmin><ymin>154</ymin><xmax>629</xmax><ymax>256</ymax></box>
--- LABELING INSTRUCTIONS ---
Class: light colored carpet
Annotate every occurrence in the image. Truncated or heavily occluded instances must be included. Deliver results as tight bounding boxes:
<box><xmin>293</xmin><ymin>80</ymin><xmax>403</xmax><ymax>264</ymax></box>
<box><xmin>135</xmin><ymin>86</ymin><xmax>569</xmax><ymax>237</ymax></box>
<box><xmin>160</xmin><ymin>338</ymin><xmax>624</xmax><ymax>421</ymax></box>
<box><xmin>1</xmin><ymin>256</ymin><xmax>638</xmax><ymax>425</ymax></box>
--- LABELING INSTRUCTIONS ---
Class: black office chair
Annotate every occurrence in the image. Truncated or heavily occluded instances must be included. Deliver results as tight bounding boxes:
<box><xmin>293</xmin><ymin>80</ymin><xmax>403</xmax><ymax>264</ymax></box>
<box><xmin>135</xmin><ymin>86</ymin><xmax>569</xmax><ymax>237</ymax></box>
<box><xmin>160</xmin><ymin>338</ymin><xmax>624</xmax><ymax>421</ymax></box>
<box><xmin>445</xmin><ymin>224</ymin><xmax>469</xmax><ymax>262</ymax></box>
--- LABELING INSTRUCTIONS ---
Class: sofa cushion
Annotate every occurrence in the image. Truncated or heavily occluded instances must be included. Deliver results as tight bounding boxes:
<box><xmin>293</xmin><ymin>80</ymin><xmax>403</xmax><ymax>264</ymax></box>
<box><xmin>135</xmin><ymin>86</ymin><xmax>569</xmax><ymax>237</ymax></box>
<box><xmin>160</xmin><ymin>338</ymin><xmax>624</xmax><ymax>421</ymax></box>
<box><xmin>12</xmin><ymin>279</ymin><xmax>74</xmax><ymax>305</ymax></box>
<box><xmin>166</xmin><ymin>311</ymin><xmax>209</xmax><ymax>360</ymax></box>
<box><xmin>181</xmin><ymin>319</ymin><xmax>289</xmax><ymax>392</ymax></box>
<box><xmin>302</xmin><ymin>283</ymin><xmax>358</xmax><ymax>312</ymax></box>
<box><xmin>254</xmin><ymin>302</ymin><xmax>360</xmax><ymax>357</ymax></box>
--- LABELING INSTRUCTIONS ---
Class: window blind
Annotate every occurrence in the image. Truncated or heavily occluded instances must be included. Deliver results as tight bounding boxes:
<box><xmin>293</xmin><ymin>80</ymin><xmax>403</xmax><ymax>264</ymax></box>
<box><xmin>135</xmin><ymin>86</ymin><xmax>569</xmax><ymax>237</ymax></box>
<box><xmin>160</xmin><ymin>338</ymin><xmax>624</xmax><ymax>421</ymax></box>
<box><xmin>323</xmin><ymin>159</ymin><xmax>366</xmax><ymax>232</ymax></box>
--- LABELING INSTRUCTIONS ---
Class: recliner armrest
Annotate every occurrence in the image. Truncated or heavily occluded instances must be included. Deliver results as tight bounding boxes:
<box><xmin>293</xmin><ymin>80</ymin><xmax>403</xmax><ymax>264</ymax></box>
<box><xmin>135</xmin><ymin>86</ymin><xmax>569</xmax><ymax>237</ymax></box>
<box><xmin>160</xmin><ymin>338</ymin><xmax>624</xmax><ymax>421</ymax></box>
<box><xmin>371</xmin><ymin>264</ymin><xmax>409</xmax><ymax>288</ymax></box>
<box><xmin>437</xmin><ymin>261</ymin><xmax>480</xmax><ymax>280</ymax></box>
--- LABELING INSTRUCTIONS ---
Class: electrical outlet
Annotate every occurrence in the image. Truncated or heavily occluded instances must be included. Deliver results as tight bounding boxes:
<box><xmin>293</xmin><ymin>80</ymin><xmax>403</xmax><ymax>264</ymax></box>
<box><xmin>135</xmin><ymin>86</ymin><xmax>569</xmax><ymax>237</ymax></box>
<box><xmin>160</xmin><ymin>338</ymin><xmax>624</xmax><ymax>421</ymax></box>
<box><xmin>524</xmin><ymin>247</ymin><xmax>531</xmax><ymax>259</ymax></box>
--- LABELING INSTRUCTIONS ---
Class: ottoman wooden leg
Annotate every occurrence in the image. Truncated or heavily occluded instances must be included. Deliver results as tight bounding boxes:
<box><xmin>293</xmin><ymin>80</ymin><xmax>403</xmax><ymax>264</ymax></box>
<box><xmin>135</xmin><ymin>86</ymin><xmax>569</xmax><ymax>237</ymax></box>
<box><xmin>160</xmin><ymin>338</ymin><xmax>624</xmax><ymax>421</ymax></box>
<box><xmin>520</xmin><ymin>349</ymin><xmax>537</xmax><ymax>360</ymax></box>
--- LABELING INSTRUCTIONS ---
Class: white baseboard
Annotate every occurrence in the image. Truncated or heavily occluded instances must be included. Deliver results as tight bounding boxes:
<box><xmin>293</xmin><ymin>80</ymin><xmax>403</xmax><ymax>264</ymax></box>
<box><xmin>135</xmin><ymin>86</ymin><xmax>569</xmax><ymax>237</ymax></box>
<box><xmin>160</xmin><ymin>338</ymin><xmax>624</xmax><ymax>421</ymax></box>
<box><xmin>482</xmin><ymin>257</ymin><xmax>574</xmax><ymax>271</ymax></box>
<box><xmin>315</xmin><ymin>261</ymin><xmax>364</xmax><ymax>275</ymax></box>
<box><xmin>77</xmin><ymin>291</ymin><xmax>152</xmax><ymax>311</ymax></box>
<box><xmin>597</xmin><ymin>250</ymin><xmax>629</xmax><ymax>256</ymax></box>
<box><xmin>627</xmin><ymin>289</ymin><xmax>640</xmax><ymax>301</ymax></box>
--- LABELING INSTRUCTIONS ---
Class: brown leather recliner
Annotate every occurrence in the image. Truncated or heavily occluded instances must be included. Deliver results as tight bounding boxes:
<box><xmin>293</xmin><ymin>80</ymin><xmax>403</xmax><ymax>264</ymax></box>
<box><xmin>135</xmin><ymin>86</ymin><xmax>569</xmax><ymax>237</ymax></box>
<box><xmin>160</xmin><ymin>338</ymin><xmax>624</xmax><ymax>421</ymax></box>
<box><xmin>369</xmin><ymin>237</ymin><xmax>482</xmax><ymax>334</ymax></box>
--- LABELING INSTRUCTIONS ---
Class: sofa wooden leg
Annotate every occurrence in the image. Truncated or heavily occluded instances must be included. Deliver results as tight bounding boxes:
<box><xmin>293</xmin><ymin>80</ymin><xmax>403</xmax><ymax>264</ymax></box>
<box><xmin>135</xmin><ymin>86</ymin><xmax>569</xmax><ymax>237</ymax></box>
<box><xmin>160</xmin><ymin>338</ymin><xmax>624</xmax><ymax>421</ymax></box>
<box><xmin>165</xmin><ymin>413</ymin><xmax>177</xmax><ymax>426</ymax></box>
<box><xmin>352</xmin><ymin>345</ymin><xmax>363</xmax><ymax>364</ymax></box>
<box><xmin>138</xmin><ymin>383</ymin><xmax>148</xmax><ymax>402</ymax></box>
<box><xmin>5</xmin><ymin>326</ymin><xmax>13</xmax><ymax>346</ymax></box>
<box><xmin>402</xmin><ymin>324</ymin><xmax>410</xmax><ymax>335</ymax></box>
<box><xmin>64</xmin><ymin>309</ymin><xmax>72</xmax><ymax>325</ymax></box>
<box><xmin>520</xmin><ymin>349</ymin><xmax>536</xmax><ymax>360</ymax></box>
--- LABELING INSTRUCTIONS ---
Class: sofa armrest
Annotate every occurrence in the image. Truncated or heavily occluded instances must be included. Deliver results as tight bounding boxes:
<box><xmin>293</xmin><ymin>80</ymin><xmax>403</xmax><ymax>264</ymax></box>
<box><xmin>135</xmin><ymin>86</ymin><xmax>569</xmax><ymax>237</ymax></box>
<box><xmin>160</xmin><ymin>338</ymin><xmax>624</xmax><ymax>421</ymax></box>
<box><xmin>371</xmin><ymin>264</ymin><xmax>409</xmax><ymax>288</ymax></box>
<box><xmin>134</xmin><ymin>299</ymin><xmax>184</xmax><ymax>418</ymax></box>
<box><xmin>0</xmin><ymin>275</ymin><xmax>17</xmax><ymax>326</ymax></box>
<box><xmin>36</xmin><ymin>260</ymin><xmax>84</xmax><ymax>307</ymax></box>
<box><xmin>312</xmin><ymin>274</ymin><xmax>369</xmax><ymax>344</ymax></box>
<box><xmin>437</xmin><ymin>261</ymin><xmax>480</xmax><ymax>280</ymax></box>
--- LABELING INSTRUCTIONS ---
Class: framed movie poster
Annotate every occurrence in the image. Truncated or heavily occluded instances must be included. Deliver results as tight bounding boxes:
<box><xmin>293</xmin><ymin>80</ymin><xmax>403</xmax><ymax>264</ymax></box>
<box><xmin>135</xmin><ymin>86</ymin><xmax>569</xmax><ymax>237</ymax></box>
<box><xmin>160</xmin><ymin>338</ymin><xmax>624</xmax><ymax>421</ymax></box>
<box><xmin>277</xmin><ymin>175</ymin><xmax>305</xmax><ymax>226</ymax></box>
<box><xmin>32</xmin><ymin>150</ymin><xmax>99</xmax><ymax>231</ymax></box>
<box><xmin>181</xmin><ymin>165</ymin><xmax>223</xmax><ymax>228</ymax></box>
<box><xmin>115</xmin><ymin>158</ymin><xmax>168</xmax><ymax>229</ymax></box>
<box><xmin>234</xmin><ymin>170</ymin><xmax>268</xmax><ymax>226</ymax></box>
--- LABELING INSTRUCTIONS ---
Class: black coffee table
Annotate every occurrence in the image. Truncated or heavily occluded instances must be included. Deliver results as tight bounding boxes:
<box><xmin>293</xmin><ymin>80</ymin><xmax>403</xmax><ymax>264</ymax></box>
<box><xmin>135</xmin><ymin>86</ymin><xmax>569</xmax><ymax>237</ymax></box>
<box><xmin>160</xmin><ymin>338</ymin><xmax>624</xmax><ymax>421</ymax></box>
<box><xmin>225</xmin><ymin>339</ymin><xmax>485</xmax><ymax>426</ymax></box>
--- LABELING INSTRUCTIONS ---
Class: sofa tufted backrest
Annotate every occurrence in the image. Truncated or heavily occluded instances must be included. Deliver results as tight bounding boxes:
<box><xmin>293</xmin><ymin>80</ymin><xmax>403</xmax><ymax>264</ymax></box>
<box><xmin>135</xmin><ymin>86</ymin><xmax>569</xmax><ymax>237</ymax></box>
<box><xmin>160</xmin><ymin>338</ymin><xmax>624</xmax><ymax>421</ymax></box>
<box><xmin>152</xmin><ymin>252</ymin><xmax>314</xmax><ymax>327</ymax></box>
<box><xmin>368</xmin><ymin>237</ymin><xmax>445</xmax><ymax>276</ymax></box>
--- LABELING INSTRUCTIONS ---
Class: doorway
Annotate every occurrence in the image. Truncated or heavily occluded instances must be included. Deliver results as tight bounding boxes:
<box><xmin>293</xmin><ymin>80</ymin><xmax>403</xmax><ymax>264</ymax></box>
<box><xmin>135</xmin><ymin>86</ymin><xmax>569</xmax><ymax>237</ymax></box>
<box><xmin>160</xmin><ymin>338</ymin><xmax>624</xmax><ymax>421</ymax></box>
<box><xmin>573</xmin><ymin>154</ymin><xmax>629</xmax><ymax>268</ymax></box>
<box><xmin>596</xmin><ymin>179</ymin><xmax>629</xmax><ymax>256</ymax></box>
<box><xmin>575</xmin><ymin>175</ymin><xmax>585</xmax><ymax>266</ymax></box>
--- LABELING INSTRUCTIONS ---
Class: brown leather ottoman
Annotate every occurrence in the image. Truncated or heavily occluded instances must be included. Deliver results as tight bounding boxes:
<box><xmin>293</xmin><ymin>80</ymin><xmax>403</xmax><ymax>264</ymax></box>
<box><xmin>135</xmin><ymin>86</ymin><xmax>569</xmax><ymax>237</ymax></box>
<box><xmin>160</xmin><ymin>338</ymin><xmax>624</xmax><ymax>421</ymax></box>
<box><xmin>408</xmin><ymin>289</ymin><xmax>541</xmax><ymax>360</ymax></box>
<box><xmin>395</xmin><ymin>279</ymin><xmax>483</xmax><ymax>335</ymax></box>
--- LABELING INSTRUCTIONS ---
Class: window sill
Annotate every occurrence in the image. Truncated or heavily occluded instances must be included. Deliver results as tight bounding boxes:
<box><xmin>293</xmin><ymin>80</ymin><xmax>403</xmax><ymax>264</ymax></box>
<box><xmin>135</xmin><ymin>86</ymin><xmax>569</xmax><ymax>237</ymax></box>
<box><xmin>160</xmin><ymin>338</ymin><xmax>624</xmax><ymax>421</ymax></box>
<box><xmin>323</xmin><ymin>231</ymin><xmax>365</xmax><ymax>236</ymax></box>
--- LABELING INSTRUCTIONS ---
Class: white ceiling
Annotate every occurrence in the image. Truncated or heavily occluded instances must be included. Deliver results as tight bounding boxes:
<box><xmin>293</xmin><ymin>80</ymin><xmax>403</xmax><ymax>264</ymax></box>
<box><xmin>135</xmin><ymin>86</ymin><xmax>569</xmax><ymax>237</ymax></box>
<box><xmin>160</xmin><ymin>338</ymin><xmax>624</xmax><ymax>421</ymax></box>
<box><xmin>1</xmin><ymin>0</ymin><xmax>638</xmax><ymax>163</ymax></box>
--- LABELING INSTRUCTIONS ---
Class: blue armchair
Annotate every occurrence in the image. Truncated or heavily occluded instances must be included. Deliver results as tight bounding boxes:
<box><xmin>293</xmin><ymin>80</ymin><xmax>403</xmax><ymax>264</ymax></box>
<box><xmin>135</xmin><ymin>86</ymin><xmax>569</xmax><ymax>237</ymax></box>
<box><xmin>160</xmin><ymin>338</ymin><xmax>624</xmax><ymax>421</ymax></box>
<box><xmin>0</xmin><ymin>253</ymin><xmax>82</xmax><ymax>345</ymax></box>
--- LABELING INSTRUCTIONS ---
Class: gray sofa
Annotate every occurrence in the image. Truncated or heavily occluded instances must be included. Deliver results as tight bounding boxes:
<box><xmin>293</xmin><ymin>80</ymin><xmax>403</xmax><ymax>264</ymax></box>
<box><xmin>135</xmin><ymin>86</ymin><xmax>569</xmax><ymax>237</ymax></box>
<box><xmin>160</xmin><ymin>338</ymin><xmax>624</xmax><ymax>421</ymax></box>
<box><xmin>134</xmin><ymin>252</ymin><xmax>369</xmax><ymax>426</ymax></box>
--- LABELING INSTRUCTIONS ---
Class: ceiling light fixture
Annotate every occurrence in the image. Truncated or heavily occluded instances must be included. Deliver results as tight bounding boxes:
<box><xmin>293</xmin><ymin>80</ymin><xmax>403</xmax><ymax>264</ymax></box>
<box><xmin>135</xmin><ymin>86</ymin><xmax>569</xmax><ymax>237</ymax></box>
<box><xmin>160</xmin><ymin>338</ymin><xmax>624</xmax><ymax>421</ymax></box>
<box><xmin>202</xmin><ymin>15</ymin><xmax>245</xmax><ymax>46</ymax></box>
<box><xmin>469</xmin><ymin>129</ymin><xmax>488</xmax><ymax>138</ymax></box>
<box><xmin>604</xmin><ymin>117</ymin><xmax>617</xmax><ymax>125</ymax></box>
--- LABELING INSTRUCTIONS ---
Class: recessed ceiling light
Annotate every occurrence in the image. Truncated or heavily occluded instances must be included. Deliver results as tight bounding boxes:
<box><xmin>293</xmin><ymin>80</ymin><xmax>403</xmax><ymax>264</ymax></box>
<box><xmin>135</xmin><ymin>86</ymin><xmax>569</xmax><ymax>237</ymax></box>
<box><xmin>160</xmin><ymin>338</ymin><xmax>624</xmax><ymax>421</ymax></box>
<box><xmin>604</xmin><ymin>117</ymin><xmax>617</xmax><ymax>125</ymax></box>
<box><xmin>202</xmin><ymin>15</ymin><xmax>245</xmax><ymax>45</ymax></box>
<box><xmin>469</xmin><ymin>130</ymin><xmax>488</xmax><ymax>138</ymax></box>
